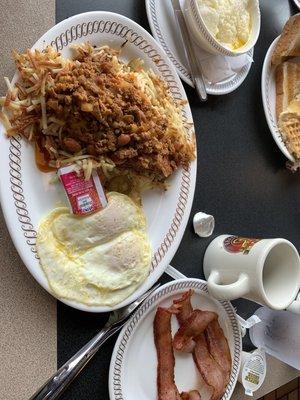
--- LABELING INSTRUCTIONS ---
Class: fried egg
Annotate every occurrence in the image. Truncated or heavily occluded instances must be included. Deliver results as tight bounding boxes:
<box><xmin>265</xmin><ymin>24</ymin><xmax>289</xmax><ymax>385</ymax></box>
<box><xmin>36</xmin><ymin>192</ymin><xmax>152</xmax><ymax>306</ymax></box>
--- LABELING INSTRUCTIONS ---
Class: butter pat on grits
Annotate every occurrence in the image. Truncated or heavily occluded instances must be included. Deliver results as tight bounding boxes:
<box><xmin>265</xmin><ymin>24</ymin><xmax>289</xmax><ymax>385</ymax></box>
<box><xmin>197</xmin><ymin>0</ymin><xmax>251</xmax><ymax>50</ymax></box>
<box><xmin>36</xmin><ymin>192</ymin><xmax>151</xmax><ymax>306</ymax></box>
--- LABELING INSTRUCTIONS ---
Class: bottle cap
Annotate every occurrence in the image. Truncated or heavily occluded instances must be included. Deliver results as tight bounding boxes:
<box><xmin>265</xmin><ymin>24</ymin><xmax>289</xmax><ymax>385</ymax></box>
<box><xmin>193</xmin><ymin>212</ymin><xmax>215</xmax><ymax>237</ymax></box>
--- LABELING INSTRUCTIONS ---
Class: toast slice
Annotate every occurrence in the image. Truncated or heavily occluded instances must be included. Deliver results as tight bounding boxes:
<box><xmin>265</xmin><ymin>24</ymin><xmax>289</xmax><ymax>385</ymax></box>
<box><xmin>279</xmin><ymin>99</ymin><xmax>300</xmax><ymax>158</ymax></box>
<box><xmin>272</xmin><ymin>14</ymin><xmax>300</xmax><ymax>66</ymax></box>
<box><xmin>275</xmin><ymin>61</ymin><xmax>300</xmax><ymax>121</ymax></box>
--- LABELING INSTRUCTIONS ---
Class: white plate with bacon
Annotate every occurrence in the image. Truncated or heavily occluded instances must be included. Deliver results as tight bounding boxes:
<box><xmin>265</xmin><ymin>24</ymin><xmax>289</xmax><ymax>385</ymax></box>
<box><xmin>109</xmin><ymin>279</ymin><xmax>242</xmax><ymax>400</ymax></box>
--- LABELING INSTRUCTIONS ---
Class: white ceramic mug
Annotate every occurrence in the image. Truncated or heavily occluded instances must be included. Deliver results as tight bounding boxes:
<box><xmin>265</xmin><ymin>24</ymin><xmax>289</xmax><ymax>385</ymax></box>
<box><xmin>203</xmin><ymin>235</ymin><xmax>300</xmax><ymax>312</ymax></box>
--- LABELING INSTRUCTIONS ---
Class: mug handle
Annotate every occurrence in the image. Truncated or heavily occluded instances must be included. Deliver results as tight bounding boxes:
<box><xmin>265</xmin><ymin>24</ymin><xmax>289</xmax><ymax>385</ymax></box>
<box><xmin>207</xmin><ymin>270</ymin><xmax>249</xmax><ymax>300</ymax></box>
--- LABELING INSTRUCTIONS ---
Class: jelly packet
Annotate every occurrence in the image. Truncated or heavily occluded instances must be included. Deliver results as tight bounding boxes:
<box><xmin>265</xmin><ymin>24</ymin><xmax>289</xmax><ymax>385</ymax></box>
<box><xmin>238</xmin><ymin>349</ymin><xmax>267</xmax><ymax>396</ymax></box>
<box><xmin>58</xmin><ymin>164</ymin><xmax>107</xmax><ymax>216</ymax></box>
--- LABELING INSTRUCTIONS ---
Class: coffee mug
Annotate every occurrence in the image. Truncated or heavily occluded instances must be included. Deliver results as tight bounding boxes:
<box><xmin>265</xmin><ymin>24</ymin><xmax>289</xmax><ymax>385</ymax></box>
<box><xmin>203</xmin><ymin>235</ymin><xmax>300</xmax><ymax>312</ymax></box>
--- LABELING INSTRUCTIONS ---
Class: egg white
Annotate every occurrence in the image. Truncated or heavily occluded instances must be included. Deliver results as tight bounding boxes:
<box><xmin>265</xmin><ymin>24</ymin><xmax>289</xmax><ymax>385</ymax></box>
<box><xmin>36</xmin><ymin>192</ymin><xmax>152</xmax><ymax>306</ymax></box>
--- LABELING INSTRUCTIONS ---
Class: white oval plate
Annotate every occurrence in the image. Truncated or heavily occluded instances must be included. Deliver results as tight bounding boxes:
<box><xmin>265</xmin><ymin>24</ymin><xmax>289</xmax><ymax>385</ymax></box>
<box><xmin>0</xmin><ymin>12</ymin><xmax>197</xmax><ymax>312</ymax></box>
<box><xmin>261</xmin><ymin>36</ymin><xmax>294</xmax><ymax>162</ymax></box>
<box><xmin>145</xmin><ymin>0</ymin><xmax>253</xmax><ymax>95</ymax></box>
<box><xmin>109</xmin><ymin>279</ymin><xmax>242</xmax><ymax>400</ymax></box>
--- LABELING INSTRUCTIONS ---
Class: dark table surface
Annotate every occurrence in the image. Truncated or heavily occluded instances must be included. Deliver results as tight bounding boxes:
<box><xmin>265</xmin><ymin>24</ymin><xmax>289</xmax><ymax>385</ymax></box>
<box><xmin>56</xmin><ymin>1</ymin><xmax>299</xmax><ymax>399</ymax></box>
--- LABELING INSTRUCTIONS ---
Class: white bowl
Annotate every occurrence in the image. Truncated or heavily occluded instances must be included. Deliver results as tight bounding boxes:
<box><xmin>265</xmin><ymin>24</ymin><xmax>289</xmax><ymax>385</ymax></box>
<box><xmin>184</xmin><ymin>0</ymin><xmax>261</xmax><ymax>56</ymax></box>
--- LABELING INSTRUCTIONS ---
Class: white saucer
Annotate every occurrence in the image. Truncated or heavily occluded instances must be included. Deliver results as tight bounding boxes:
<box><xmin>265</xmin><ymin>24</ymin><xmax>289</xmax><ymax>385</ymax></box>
<box><xmin>146</xmin><ymin>0</ymin><xmax>254</xmax><ymax>95</ymax></box>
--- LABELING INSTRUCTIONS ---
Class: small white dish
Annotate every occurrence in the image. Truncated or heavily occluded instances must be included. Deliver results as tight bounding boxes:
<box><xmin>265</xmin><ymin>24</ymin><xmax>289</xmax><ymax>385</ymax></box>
<box><xmin>146</xmin><ymin>0</ymin><xmax>254</xmax><ymax>95</ymax></box>
<box><xmin>184</xmin><ymin>0</ymin><xmax>261</xmax><ymax>57</ymax></box>
<box><xmin>261</xmin><ymin>36</ymin><xmax>295</xmax><ymax>162</ymax></box>
<box><xmin>109</xmin><ymin>278</ymin><xmax>242</xmax><ymax>400</ymax></box>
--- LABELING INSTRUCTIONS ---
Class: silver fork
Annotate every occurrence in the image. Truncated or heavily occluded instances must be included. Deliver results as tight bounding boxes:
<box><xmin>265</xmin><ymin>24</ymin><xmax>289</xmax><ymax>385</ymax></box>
<box><xmin>30</xmin><ymin>283</ymin><xmax>160</xmax><ymax>400</ymax></box>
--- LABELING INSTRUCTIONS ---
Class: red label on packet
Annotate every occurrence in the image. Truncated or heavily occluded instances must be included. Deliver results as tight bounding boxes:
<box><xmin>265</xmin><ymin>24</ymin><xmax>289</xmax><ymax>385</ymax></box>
<box><xmin>58</xmin><ymin>165</ymin><xmax>107</xmax><ymax>216</ymax></box>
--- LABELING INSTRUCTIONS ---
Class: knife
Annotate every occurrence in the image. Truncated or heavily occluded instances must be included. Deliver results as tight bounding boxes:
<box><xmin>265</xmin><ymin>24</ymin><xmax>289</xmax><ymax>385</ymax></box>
<box><xmin>171</xmin><ymin>0</ymin><xmax>207</xmax><ymax>101</ymax></box>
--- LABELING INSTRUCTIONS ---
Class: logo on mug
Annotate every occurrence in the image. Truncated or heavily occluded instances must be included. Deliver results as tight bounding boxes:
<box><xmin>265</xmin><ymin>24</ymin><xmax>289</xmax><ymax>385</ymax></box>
<box><xmin>223</xmin><ymin>236</ymin><xmax>260</xmax><ymax>255</ymax></box>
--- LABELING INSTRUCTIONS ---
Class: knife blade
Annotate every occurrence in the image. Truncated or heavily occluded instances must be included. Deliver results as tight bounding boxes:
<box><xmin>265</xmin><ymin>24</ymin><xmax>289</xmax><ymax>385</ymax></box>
<box><xmin>171</xmin><ymin>0</ymin><xmax>207</xmax><ymax>101</ymax></box>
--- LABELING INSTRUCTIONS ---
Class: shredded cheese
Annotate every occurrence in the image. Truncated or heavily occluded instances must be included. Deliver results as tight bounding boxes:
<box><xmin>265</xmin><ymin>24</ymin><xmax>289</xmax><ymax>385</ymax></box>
<box><xmin>40</xmin><ymin>96</ymin><xmax>47</xmax><ymax>130</ymax></box>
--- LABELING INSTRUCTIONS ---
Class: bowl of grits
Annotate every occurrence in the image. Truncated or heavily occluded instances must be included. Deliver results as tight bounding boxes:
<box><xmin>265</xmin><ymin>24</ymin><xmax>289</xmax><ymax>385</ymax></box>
<box><xmin>183</xmin><ymin>0</ymin><xmax>261</xmax><ymax>56</ymax></box>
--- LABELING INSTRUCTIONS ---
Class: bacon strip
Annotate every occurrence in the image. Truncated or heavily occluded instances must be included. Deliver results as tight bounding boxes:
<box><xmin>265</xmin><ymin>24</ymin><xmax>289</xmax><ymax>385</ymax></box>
<box><xmin>154</xmin><ymin>291</ymin><xmax>231</xmax><ymax>400</ymax></box>
<box><xmin>181</xmin><ymin>390</ymin><xmax>201</xmax><ymax>400</ymax></box>
<box><xmin>205</xmin><ymin>320</ymin><xmax>232</xmax><ymax>384</ymax></box>
<box><xmin>193</xmin><ymin>334</ymin><xmax>226</xmax><ymax>400</ymax></box>
<box><xmin>154</xmin><ymin>307</ymin><xmax>181</xmax><ymax>400</ymax></box>
<box><xmin>172</xmin><ymin>289</ymin><xmax>194</xmax><ymax>326</ymax></box>
<box><xmin>173</xmin><ymin>310</ymin><xmax>217</xmax><ymax>352</ymax></box>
